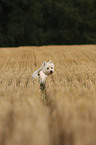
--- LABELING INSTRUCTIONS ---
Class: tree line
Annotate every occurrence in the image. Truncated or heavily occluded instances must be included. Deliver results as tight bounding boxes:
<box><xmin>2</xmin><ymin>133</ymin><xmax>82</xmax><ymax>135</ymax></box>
<box><xmin>0</xmin><ymin>0</ymin><xmax>96</xmax><ymax>47</ymax></box>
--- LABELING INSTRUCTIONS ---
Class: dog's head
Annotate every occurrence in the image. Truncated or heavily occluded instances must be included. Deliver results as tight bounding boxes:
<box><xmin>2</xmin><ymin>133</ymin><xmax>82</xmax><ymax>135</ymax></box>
<box><xmin>42</xmin><ymin>60</ymin><xmax>54</xmax><ymax>75</ymax></box>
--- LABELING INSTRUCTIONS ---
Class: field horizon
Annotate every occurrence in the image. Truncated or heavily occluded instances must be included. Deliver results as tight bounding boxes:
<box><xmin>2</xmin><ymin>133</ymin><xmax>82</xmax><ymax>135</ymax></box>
<box><xmin>0</xmin><ymin>45</ymin><xmax>96</xmax><ymax>145</ymax></box>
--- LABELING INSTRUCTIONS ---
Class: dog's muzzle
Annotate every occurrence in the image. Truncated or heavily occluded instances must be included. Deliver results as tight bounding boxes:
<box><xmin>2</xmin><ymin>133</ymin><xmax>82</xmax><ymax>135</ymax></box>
<box><xmin>50</xmin><ymin>70</ymin><xmax>53</xmax><ymax>74</ymax></box>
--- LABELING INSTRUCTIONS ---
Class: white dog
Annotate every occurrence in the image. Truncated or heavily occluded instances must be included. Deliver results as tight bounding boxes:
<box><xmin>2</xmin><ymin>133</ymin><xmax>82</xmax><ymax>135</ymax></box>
<box><xmin>32</xmin><ymin>60</ymin><xmax>54</xmax><ymax>79</ymax></box>
<box><xmin>32</xmin><ymin>60</ymin><xmax>54</xmax><ymax>89</ymax></box>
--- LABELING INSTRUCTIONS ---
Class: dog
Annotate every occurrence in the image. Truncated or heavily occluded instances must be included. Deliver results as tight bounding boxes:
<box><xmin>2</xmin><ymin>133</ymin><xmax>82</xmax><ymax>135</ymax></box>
<box><xmin>32</xmin><ymin>60</ymin><xmax>54</xmax><ymax>89</ymax></box>
<box><xmin>32</xmin><ymin>60</ymin><xmax>54</xmax><ymax>79</ymax></box>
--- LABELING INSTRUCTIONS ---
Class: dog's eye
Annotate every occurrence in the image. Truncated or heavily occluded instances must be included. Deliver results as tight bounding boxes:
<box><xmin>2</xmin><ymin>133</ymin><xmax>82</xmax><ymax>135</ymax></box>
<box><xmin>51</xmin><ymin>67</ymin><xmax>53</xmax><ymax>69</ymax></box>
<box><xmin>47</xmin><ymin>67</ymin><xmax>49</xmax><ymax>70</ymax></box>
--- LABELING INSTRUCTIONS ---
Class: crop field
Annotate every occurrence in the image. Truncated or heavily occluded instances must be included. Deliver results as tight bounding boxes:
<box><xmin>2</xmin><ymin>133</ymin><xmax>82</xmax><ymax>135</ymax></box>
<box><xmin>0</xmin><ymin>45</ymin><xmax>96</xmax><ymax>145</ymax></box>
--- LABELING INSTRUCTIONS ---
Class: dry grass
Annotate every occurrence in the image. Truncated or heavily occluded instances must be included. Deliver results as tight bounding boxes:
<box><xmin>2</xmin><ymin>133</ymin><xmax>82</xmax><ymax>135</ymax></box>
<box><xmin>0</xmin><ymin>45</ymin><xmax>96</xmax><ymax>145</ymax></box>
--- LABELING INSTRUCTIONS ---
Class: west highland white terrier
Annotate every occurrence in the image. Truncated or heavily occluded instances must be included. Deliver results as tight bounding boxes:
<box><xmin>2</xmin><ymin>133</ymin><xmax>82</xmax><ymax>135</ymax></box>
<box><xmin>32</xmin><ymin>60</ymin><xmax>54</xmax><ymax>89</ymax></box>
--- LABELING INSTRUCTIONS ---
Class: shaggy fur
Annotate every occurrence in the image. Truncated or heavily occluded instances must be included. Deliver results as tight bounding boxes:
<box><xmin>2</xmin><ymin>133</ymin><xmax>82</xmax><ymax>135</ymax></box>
<box><xmin>32</xmin><ymin>60</ymin><xmax>54</xmax><ymax>79</ymax></box>
<box><xmin>32</xmin><ymin>60</ymin><xmax>54</xmax><ymax>89</ymax></box>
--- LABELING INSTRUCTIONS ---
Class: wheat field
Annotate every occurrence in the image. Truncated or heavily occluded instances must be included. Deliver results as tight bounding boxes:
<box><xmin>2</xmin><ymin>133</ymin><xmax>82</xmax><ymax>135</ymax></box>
<box><xmin>0</xmin><ymin>45</ymin><xmax>96</xmax><ymax>145</ymax></box>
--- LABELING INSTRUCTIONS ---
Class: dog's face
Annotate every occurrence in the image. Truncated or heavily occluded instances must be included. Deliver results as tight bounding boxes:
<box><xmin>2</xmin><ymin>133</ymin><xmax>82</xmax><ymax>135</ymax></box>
<box><xmin>42</xmin><ymin>60</ymin><xmax>54</xmax><ymax>75</ymax></box>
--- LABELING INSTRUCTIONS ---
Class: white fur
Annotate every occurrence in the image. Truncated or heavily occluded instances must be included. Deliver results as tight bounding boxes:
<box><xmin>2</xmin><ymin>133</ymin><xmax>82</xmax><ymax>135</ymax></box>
<box><xmin>39</xmin><ymin>71</ymin><xmax>46</xmax><ymax>85</ymax></box>
<box><xmin>32</xmin><ymin>60</ymin><xmax>54</xmax><ymax>80</ymax></box>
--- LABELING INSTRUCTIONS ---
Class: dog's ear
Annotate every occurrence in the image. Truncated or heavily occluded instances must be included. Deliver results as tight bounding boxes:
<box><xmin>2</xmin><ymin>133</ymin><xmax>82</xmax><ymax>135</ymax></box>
<box><xmin>43</xmin><ymin>61</ymin><xmax>47</xmax><ymax>66</ymax></box>
<box><xmin>49</xmin><ymin>60</ymin><xmax>53</xmax><ymax>63</ymax></box>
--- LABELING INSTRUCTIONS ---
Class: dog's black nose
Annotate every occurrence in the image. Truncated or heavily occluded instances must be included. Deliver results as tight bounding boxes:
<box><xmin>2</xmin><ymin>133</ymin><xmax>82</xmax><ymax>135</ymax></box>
<box><xmin>50</xmin><ymin>70</ymin><xmax>53</xmax><ymax>74</ymax></box>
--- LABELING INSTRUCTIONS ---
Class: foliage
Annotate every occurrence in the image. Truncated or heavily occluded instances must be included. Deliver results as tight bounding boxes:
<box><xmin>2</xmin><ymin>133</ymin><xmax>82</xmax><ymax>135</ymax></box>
<box><xmin>0</xmin><ymin>0</ymin><xmax>96</xmax><ymax>46</ymax></box>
